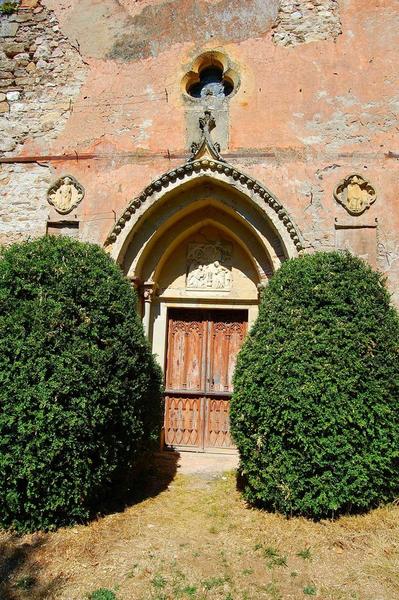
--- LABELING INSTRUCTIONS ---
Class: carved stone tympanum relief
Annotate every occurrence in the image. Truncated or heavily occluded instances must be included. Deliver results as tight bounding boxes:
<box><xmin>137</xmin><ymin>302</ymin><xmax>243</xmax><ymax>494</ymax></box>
<box><xmin>334</xmin><ymin>174</ymin><xmax>376</xmax><ymax>216</ymax></box>
<box><xmin>186</xmin><ymin>241</ymin><xmax>232</xmax><ymax>290</ymax></box>
<box><xmin>47</xmin><ymin>175</ymin><xmax>85</xmax><ymax>214</ymax></box>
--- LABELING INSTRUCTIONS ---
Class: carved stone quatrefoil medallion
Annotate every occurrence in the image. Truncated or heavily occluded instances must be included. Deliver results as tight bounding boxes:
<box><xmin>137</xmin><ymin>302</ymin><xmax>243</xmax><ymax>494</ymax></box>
<box><xmin>47</xmin><ymin>175</ymin><xmax>85</xmax><ymax>214</ymax></box>
<box><xmin>334</xmin><ymin>174</ymin><xmax>376</xmax><ymax>216</ymax></box>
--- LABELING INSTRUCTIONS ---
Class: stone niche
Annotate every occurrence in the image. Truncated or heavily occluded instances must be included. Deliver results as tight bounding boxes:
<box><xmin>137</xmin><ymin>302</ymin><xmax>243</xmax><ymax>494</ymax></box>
<box><xmin>182</xmin><ymin>51</ymin><xmax>240</xmax><ymax>153</ymax></box>
<box><xmin>47</xmin><ymin>221</ymin><xmax>80</xmax><ymax>239</ymax></box>
<box><xmin>335</xmin><ymin>221</ymin><xmax>378</xmax><ymax>269</ymax></box>
<box><xmin>157</xmin><ymin>225</ymin><xmax>259</xmax><ymax>300</ymax></box>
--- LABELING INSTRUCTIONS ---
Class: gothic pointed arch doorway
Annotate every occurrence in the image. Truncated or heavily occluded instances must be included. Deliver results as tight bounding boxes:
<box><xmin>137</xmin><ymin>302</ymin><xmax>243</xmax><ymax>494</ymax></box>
<box><xmin>149</xmin><ymin>214</ymin><xmax>259</xmax><ymax>452</ymax></box>
<box><xmin>105</xmin><ymin>115</ymin><xmax>303</xmax><ymax>452</ymax></box>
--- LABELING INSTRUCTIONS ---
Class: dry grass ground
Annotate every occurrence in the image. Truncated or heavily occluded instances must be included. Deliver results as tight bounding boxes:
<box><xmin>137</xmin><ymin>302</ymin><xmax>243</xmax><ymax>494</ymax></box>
<box><xmin>0</xmin><ymin>454</ymin><xmax>398</xmax><ymax>600</ymax></box>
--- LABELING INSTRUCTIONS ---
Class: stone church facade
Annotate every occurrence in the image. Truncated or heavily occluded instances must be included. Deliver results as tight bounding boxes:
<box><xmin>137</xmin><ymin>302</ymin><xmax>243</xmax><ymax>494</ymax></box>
<box><xmin>1</xmin><ymin>0</ymin><xmax>398</xmax><ymax>450</ymax></box>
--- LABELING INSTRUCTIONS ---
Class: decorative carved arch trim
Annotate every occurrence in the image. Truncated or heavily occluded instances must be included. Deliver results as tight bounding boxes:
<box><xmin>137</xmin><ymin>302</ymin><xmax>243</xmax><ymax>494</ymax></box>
<box><xmin>146</xmin><ymin>211</ymin><xmax>269</xmax><ymax>287</ymax></box>
<box><xmin>105</xmin><ymin>159</ymin><xmax>304</xmax><ymax>255</ymax></box>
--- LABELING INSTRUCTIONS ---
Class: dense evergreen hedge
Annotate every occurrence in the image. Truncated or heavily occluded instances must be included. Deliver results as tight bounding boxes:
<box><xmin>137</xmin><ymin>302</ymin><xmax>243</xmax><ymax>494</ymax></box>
<box><xmin>231</xmin><ymin>252</ymin><xmax>399</xmax><ymax>519</ymax></box>
<box><xmin>0</xmin><ymin>236</ymin><xmax>162</xmax><ymax>532</ymax></box>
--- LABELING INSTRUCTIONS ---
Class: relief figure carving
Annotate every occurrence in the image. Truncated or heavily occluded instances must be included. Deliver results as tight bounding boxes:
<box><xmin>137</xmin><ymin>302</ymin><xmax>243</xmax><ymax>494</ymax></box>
<box><xmin>334</xmin><ymin>174</ymin><xmax>376</xmax><ymax>216</ymax></box>
<box><xmin>47</xmin><ymin>175</ymin><xmax>85</xmax><ymax>214</ymax></box>
<box><xmin>186</xmin><ymin>241</ymin><xmax>232</xmax><ymax>290</ymax></box>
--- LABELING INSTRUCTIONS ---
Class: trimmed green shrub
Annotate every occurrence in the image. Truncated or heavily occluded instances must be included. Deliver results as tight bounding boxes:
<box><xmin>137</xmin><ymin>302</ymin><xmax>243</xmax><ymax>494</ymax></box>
<box><xmin>231</xmin><ymin>251</ymin><xmax>399</xmax><ymax>519</ymax></box>
<box><xmin>0</xmin><ymin>236</ymin><xmax>162</xmax><ymax>532</ymax></box>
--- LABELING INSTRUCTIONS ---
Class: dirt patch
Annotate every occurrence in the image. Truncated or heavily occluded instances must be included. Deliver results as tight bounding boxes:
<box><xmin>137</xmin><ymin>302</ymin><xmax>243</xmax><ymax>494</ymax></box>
<box><xmin>169</xmin><ymin>450</ymin><xmax>239</xmax><ymax>476</ymax></box>
<box><xmin>0</xmin><ymin>461</ymin><xmax>398</xmax><ymax>599</ymax></box>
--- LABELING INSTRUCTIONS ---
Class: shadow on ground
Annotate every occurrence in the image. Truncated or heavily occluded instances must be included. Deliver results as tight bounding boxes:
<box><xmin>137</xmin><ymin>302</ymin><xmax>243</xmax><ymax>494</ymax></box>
<box><xmin>0</xmin><ymin>452</ymin><xmax>179</xmax><ymax>599</ymax></box>
<box><xmin>94</xmin><ymin>450</ymin><xmax>180</xmax><ymax>518</ymax></box>
<box><xmin>0</xmin><ymin>535</ymin><xmax>65</xmax><ymax>600</ymax></box>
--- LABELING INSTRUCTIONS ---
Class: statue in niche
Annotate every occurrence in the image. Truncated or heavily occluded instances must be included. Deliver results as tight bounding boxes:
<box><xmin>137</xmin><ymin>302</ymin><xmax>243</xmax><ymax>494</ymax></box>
<box><xmin>186</xmin><ymin>242</ymin><xmax>232</xmax><ymax>290</ymax></box>
<box><xmin>47</xmin><ymin>175</ymin><xmax>85</xmax><ymax>214</ymax></box>
<box><xmin>334</xmin><ymin>174</ymin><xmax>376</xmax><ymax>216</ymax></box>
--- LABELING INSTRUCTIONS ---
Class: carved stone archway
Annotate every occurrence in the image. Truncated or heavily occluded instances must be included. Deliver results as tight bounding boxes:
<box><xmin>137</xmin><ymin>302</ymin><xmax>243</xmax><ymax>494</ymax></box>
<box><xmin>104</xmin><ymin>112</ymin><xmax>304</xmax><ymax>452</ymax></box>
<box><xmin>104</xmin><ymin>110</ymin><xmax>304</xmax><ymax>370</ymax></box>
<box><xmin>105</xmin><ymin>112</ymin><xmax>304</xmax><ymax>262</ymax></box>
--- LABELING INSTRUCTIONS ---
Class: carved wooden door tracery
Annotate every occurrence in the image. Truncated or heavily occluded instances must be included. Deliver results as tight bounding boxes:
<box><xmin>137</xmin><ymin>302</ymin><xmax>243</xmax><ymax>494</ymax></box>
<box><xmin>164</xmin><ymin>308</ymin><xmax>247</xmax><ymax>451</ymax></box>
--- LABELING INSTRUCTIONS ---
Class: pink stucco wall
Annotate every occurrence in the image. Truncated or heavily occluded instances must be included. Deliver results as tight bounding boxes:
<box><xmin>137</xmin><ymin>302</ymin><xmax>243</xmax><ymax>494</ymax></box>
<box><xmin>1</xmin><ymin>0</ymin><xmax>398</xmax><ymax>301</ymax></box>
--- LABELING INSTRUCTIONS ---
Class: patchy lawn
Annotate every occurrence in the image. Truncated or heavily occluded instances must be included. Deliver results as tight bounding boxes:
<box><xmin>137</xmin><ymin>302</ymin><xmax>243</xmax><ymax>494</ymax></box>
<box><xmin>0</xmin><ymin>454</ymin><xmax>398</xmax><ymax>600</ymax></box>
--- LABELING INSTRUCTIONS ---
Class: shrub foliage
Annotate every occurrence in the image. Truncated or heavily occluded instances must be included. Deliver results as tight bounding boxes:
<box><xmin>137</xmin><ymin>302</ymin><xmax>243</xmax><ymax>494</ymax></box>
<box><xmin>0</xmin><ymin>236</ymin><xmax>162</xmax><ymax>532</ymax></box>
<box><xmin>231</xmin><ymin>252</ymin><xmax>399</xmax><ymax>519</ymax></box>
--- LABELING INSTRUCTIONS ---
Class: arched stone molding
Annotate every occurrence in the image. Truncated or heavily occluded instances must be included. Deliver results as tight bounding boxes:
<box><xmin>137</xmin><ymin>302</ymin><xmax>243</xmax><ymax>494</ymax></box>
<box><xmin>105</xmin><ymin>111</ymin><xmax>305</xmax><ymax>366</ymax></box>
<box><xmin>106</xmin><ymin>166</ymin><xmax>304</xmax><ymax>270</ymax></box>
<box><xmin>128</xmin><ymin>199</ymin><xmax>278</xmax><ymax>287</ymax></box>
<box><xmin>153</xmin><ymin>219</ymin><xmax>260</xmax><ymax>301</ymax></box>
<box><xmin>139</xmin><ymin>205</ymin><xmax>270</xmax><ymax>287</ymax></box>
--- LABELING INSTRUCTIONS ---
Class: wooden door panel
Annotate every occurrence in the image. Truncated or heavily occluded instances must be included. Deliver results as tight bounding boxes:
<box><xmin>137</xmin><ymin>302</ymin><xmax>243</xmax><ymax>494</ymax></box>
<box><xmin>227</xmin><ymin>322</ymin><xmax>247</xmax><ymax>390</ymax></box>
<box><xmin>208</xmin><ymin>312</ymin><xmax>247</xmax><ymax>394</ymax></box>
<box><xmin>164</xmin><ymin>308</ymin><xmax>247</xmax><ymax>451</ymax></box>
<box><xmin>164</xmin><ymin>396</ymin><xmax>202</xmax><ymax>447</ymax></box>
<box><xmin>208</xmin><ymin>323</ymin><xmax>229</xmax><ymax>392</ymax></box>
<box><xmin>166</xmin><ymin>311</ymin><xmax>206</xmax><ymax>392</ymax></box>
<box><xmin>204</xmin><ymin>398</ymin><xmax>234</xmax><ymax>449</ymax></box>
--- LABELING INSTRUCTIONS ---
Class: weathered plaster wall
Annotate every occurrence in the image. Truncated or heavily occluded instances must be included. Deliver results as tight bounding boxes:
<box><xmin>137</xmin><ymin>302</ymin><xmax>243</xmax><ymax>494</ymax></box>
<box><xmin>0</xmin><ymin>162</ymin><xmax>50</xmax><ymax>244</ymax></box>
<box><xmin>0</xmin><ymin>0</ymin><xmax>398</xmax><ymax>303</ymax></box>
<box><xmin>273</xmin><ymin>0</ymin><xmax>341</xmax><ymax>46</ymax></box>
<box><xmin>46</xmin><ymin>0</ymin><xmax>281</xmax><ymax>61</ymax></box>
<box><xmin>0</xmin><ymin>0</ymin><xmax>87</xmax><ymax>244</ymax></box>
<box><xmin>0</xmin><ymin>3</ymin><xmax>86</xmax><ymax>154</ymax></box>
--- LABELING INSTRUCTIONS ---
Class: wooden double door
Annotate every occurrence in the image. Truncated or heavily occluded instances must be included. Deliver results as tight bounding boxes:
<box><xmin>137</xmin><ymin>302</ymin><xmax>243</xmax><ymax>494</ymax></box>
<box><xmin>164</xmin><ymin>308</ymin><xmax>247</xmax><ymax>452</ymax></box>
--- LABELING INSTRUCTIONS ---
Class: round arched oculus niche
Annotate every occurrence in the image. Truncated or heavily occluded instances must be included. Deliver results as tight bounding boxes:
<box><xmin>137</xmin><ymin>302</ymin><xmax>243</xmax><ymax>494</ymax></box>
<box><xmin>183</xmin><ymin>51</ymin><xmax>239</xmax><ymax>100</ymax></box>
